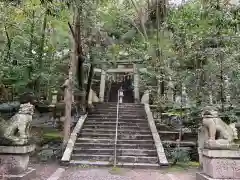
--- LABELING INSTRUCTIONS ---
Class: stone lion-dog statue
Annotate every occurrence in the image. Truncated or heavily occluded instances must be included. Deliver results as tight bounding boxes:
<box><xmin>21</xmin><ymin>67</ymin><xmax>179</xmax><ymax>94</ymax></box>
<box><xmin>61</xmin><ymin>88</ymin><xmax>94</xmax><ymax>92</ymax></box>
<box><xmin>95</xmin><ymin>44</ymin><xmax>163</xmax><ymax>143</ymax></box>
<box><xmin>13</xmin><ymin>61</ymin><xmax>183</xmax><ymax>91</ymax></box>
<box><xmin>0</xmin><ymin>102</ymin><xmax>34</xmax><ymax>145</ymax></box>
<box><xmin>198</xmin><ymin>106</ymin><xmax>238</xmax><ymax>167</ymax></box>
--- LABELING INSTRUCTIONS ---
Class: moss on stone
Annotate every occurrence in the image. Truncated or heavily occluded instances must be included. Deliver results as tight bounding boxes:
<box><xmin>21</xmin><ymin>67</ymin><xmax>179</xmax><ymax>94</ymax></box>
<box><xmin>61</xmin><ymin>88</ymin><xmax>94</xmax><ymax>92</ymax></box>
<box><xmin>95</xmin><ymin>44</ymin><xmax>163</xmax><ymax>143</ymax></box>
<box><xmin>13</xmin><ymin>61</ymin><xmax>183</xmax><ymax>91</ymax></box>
<box><xmin>43</xmin><ymin>131</ymin><xmax>62</xmax><ymax>142</ymax></box>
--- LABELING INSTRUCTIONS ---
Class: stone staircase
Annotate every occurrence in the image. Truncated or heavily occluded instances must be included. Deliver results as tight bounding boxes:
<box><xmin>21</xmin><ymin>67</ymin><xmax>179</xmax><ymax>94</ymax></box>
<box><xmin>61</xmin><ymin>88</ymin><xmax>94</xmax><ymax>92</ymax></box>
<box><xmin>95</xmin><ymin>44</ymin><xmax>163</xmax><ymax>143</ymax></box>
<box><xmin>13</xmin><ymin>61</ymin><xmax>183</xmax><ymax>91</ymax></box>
<box><xmin>155</xmin><ymin>121</ymin><xmax>198</xmax><ymax>161</ymax></box>
<box><xmin>69</xmin><ymin>102</ymin><xmax>161</xmax><ymax>168</ymax></box>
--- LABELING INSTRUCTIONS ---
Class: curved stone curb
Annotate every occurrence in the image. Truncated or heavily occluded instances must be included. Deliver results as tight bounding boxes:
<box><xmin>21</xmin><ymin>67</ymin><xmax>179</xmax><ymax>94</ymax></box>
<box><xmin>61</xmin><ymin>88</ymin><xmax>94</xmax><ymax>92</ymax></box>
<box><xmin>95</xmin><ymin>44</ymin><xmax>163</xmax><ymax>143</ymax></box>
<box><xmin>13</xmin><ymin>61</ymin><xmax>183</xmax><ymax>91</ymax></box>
<box><xmin>61</xmin><ymin>114</ymin><xmax>87</xmax><ymax>163</ymax></box>
<box><xmin>144</xmin><ymin>104</ymin><xmax>169</xmax><ymax>166</ymax></box>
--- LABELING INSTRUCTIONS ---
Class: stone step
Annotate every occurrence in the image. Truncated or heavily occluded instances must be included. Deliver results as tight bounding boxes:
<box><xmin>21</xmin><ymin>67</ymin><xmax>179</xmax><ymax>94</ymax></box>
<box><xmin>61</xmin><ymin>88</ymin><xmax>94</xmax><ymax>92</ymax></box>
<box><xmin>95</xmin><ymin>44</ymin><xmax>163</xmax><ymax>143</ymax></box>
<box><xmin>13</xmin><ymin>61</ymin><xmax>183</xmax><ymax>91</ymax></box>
<box><xmin>77</xmin><ymin>138</ymin><xmax>114</xmax><ymax>143</ymax></box>
<box><xmin>159</xmin><ymin>131</ymin><xmax>190</xmax><ymax>140</ymax></box>
<box><xmin>159</xmin><ymin>131</ymin><xmax>179</xmax><ymax>140</ymax></box>
<box><xmin>87</xmin><ymin>118</ymin><xmax>147</xmax><ymax>122</ymax></box>
<box><xmin>81</xmin><ymin>128</ymin><xmax>151</xmax><ymax>134</ymax></box>
<box><xmin>118</xmin><ymin>134</ymin><xmax>153</xmax><ymax>140</ymax></box>
<box><xmin>94</xmin><ymin>106</ymin><xmax>144</xmax><ymax>109</ymax></box>
<box><xmin>116</xmin><ymin>162</ymin><xmax>159</xmax><ymax>168</ymax></box>
<box><xmin>90</xmin><ymin>107</ymin><xmax>144</xmax><ymax>110</ymax></box>
<box><xmin>94</xmin><ymin>103</ymin><xmax>144</xmax><ymax>107</ymax></box>
<box><xmin>93</xmin><ymin>108</ymin><xmax>145</xmax><ymax>111</ymax></box>
<box><xmin>77</xmin><ymin>138</ymin><xmax>154</xmax><ymax>144</ymax></box>
<box><xmin>73</xmin><ymin>148</ymin><xmax>113</xmax><ymax>155</ymax></box>
<box><xmin>71</xmin><ymin>154</ymin><xmax>113</xmax><ymax>162</ymax></box>
<box><xmin>181</xmin><ymin>132</ymin><xmax>197</xmax><ymax>141</ymax></box>
<box><xmin>159</xmin><ymin>131</ymin><xmax>197</xmax><ymax>141</ymax></box>
<box><xmin>84</xmin><ymin>121</ymin><xmax>148</xmax><ymax>127</ymax></box>
<box><xmin>69</xmin><ymin>160</ymin><xmax>159</xmax><ymax>168</ymax></box>
<box><xmin>117</xmin><ymin>139</ymin><xmax>155</xmax><ymax>144</ymax></box>
<box><xmin>83</xmin><ymin>124</ymin><xmax>150</xmax><ymax>130</ymax></box>
<box><xmin>88</xmin><ymin>113</ymin><xmax>147</xmax><ymax>117</ymax></box>
<box><xmin>86</xmin><ymin>118</ymin><xmax>147</xmax><ymax>123</ymax></box>
<box><xmin>79</xmin><ymin>133</ymin><xmax>153</xmax><ymax>140</ymax></box>
<box><xmin>155</xmin><ymin>123</ymin><xmax>172</xmax><ymax>131</ymax></box>
<box><xmin>73</xmin><ymin>148</ymin><xmax>157</xmax><ymax>156</ymax></box>
<box><xmin>87</xmin><ymin>114</ymin><xmax>146</xmax><ymax>118</ymax></box>
<box><xmin>118</xmin><ymin>149</ymin><xmax>157</xmax><ymax>156</ymax></box>
<box><xmin>93</xmin><ymin>107</ymin><xmax>144</xmax><ymax>110</ymax></box>
<box><xmin>162</xmin><ymin>140</ymin><xmax>196</xmax><ymax>147</ymax></box>
<box><xmin>91</xmin><ymin>108</ymin><xmax>145</xmax><ymax>111</ymax></box>
<box><xmin>117</xmin><ymin>155</ymin><xmax>158</xmax><ymax>164</ymax></box>
<box><xmin>85</xmin><ymin>121</ymin><xmax>147</xmax><ymax>125</ymax></box>
<box><xmin>79</xmin><ymin>132</ymin><xmax>115</xmax><ymax>139</ymax></box>
<box><xmin>71</xmin><ymin>154</ymin><xmax>158</xmax><ymax>164</ymax></box>
<box><xmin>93</xmin><ymin>108</ymin><xmax>145</xmax><ymax>112</ymax></box>
<box><xmin>70</xmin><ymin>160</ymin><xmax>112</xmax><ymax>166</ymax></box>
<box><xmin>74</xmin><ymin>142</ymin><xmax>155</xmax><ymax>149</ymax></box>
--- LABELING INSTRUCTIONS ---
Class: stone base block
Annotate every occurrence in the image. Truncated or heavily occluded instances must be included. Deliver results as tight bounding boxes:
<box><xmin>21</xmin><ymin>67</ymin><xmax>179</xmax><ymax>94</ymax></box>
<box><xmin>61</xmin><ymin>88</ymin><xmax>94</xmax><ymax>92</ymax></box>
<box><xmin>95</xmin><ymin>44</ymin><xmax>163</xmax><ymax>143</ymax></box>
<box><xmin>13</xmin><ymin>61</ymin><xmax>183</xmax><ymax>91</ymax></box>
<box><xmin>0</xmin><ymin>145</ymin><xmax>35</xmax><ymax>175</ymax></box>
<box><xmin>0</xmin><ymin>167</ymin><xmax>36</xmax><ymax>180</ymax></box>
<box><xmin>202</xmin><ymin>149</ymin><xmax>240</xmax><ymax>179</ymax></box>
<box><xmin>196</xmin><ymin>172</ymin><xmax>239</xmax><ymax>180</ymax></box>
<box><xmin>0</xmin><ymin>154</ymin><xmax>29</xmax><ymax>174</ymax></box>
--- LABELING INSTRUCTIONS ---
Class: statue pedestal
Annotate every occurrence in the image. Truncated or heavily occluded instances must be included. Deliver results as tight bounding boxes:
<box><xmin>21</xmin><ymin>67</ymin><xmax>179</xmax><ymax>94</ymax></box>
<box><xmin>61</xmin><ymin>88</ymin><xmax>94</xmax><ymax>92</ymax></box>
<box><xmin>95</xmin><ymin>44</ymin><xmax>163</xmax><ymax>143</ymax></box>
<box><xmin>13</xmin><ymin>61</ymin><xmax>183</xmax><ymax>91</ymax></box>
<box><xmin>196</xmin><ymin>149</ymin><xmax>240</xmax><ymax>180</ymax></box>
<box><xmin>0</xmin><ymin>144</ymin><xmax>36</xmax><ymax>180</ymax></box>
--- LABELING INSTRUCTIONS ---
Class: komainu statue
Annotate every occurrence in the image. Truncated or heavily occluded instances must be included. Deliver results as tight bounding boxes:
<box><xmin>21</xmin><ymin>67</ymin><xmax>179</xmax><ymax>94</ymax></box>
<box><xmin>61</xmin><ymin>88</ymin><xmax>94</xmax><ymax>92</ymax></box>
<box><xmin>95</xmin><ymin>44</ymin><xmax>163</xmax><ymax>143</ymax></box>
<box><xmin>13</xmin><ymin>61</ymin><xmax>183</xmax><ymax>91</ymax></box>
<box><xmin>0</xmin><ymin>102</ymin><xmax>34</xmax><ymax>145</ymax></box>
<box><xmin>198</xmin><ymin>106</ymin><xmax>238</xmax><ymax>166</ymax></box>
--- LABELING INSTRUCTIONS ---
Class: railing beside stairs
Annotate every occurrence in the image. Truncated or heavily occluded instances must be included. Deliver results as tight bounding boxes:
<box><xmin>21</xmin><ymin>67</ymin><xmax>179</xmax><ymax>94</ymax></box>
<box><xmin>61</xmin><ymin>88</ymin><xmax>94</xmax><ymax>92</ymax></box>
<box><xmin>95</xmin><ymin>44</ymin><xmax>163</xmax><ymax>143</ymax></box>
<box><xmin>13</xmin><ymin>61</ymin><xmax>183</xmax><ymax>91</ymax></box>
<box><xmin>113</xmin><ymin>89</ymin><xmax>120</xmax><ymax>167</ymax></box>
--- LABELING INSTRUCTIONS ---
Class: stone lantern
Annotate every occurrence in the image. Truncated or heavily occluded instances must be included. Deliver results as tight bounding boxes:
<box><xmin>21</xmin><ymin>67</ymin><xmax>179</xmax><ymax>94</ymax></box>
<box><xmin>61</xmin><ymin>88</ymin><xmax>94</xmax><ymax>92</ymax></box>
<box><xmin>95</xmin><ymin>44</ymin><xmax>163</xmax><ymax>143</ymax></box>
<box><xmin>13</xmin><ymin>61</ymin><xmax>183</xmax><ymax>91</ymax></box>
<box><xmin>51</xmin><ymin>90</ymin><xmax>58</xmax><ymax>105</ymax></box>
<box><xmin>119</xmin><ymin>87</ymin><xmax>124</xmax><ymax>103</ymax></box>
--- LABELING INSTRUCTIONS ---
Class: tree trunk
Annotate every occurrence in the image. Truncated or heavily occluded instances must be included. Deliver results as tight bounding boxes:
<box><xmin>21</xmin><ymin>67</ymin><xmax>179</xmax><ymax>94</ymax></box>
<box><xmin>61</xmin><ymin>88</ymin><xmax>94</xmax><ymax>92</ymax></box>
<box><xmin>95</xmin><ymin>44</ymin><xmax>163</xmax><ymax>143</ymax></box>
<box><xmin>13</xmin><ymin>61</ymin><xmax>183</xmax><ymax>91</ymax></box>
<box><xmin>74</xmin><ymin>6</ymin><xmax>85</xmax><ymax>112</ymax></box>
<box><xmin>63</xmin><ymin>77</ymin><xmax>72</xmax><ymax>147</ymax></box>
<box><xmin>36</xmin><ymin>10</ymin><xmax>47</xmax><ymax>93</ymax></box>
<box><xmin>195</xmin><ymin>54</ymin><xmax>204</xmax><ymax>106</ymax></box>
<box><xmin>62</xmin><ymin>50</ymin><xmax>75</xmax><ymax>147</ymax></box>
<box><xmin>62</xmin><ymin>8</ymin><xmax>78</xmax><ymax>147</ymax></box>
<box><xmin>220</xmin><ymin>54</ymin><xmax>224</xmax><ymax>112</ymax></box>
<box><xmin>4</xmin><ymin>25</ymin><xmax>11</xmax><ymax>62</ymax></box>
<box><xmin>27</xmin><ymin>10</ymin><xmax>35</xmax><ymax>84</ymax></box>
<box><xmin>28</xmin><ymin>10</ymin><xmax>35</xmax><ymax>56</ymax></box>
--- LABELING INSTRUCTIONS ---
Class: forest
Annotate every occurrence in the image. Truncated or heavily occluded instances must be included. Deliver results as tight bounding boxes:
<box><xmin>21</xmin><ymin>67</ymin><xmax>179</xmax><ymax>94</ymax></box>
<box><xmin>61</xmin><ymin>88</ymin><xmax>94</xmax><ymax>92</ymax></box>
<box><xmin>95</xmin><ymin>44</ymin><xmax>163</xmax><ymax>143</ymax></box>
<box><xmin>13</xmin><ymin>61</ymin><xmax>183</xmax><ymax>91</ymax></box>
<box><xmin>1</xmin><ymin>0</ymin><xmax>239</xmax><ymax>105</ymax></box>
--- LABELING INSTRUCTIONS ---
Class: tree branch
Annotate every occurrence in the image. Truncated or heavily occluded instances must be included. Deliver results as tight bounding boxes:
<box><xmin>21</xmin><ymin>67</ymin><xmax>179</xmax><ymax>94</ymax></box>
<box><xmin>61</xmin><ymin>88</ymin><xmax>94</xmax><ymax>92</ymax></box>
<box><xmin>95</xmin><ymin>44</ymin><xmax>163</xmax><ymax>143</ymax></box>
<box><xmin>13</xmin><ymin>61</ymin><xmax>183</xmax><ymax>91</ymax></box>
<box><xmin>68</xmin><ymin>22</ymin><xmax>76</xmax><ymax>43</ymax></box>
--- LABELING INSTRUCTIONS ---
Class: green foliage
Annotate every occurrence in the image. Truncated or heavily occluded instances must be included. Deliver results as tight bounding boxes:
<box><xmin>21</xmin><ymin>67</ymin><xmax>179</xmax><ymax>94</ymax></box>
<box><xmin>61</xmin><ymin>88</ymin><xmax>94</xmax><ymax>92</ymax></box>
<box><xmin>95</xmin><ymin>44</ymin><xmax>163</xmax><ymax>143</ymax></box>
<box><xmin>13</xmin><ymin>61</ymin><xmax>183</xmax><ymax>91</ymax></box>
<box><xmin>43</xmin><ymin>132</ymin><xmax>62</xmax><ymax>141</ymax></box>
<box><xmin>1</xmin><ymin>0</ymin><xmax>240</xmax><ymax>112</ymax></box>
<box><xmin>135</xmin><ymin>0</ymin><xmax>240</xmax><ymax>110</ymax></box>
<box><xmin>165</xmin><ymin>144</ymin><xmax>191</xmax><ymax>165</ymax></box>
<box><xmin>0</xmin><ymin>0</ymin><xmax>71</xmax><ymax>97</ymax></box>
<box><xmin>171</xmin><ymin>148</ymin><xmax>191</xmax><ymax>164</ymax></box>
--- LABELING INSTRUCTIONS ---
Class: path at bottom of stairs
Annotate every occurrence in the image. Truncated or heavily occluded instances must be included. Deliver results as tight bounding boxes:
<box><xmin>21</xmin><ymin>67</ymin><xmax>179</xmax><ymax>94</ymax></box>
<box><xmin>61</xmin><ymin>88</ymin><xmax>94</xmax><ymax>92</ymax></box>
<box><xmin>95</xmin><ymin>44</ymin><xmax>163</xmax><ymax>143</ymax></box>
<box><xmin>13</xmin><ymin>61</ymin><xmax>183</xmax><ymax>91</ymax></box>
<box><xmin>41</xmin><ymin>166</ymin><xmax>197</xmax><ymax>180</ymax></box>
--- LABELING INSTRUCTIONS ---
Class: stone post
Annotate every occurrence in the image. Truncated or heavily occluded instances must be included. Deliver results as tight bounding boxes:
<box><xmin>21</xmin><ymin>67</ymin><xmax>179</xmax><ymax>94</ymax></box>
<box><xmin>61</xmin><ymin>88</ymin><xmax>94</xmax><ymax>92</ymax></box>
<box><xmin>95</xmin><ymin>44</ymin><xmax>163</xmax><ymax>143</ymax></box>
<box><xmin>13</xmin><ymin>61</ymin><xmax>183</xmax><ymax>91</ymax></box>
<box><xmin>99</xmin><ymin>69</ymin><xmax>106</xmax><ymax>102</ymax></box>
<box><xmin>88</xmin><ymin>89</ymin><xmax>93</xmax><ymax>105</ymax></box>
<box><xmin>157</xmin><ymin>79</ymin><xmax>161</xmax><ymax>96</ymax></box>
<box><xmin>166</xmin><ymin>77</ymin><xmax>174</xmax><ymax>103</ymax></box>
<box><xmin>119</xmin><ymin>88</ymin><xmax>124</xmax><ymax>103</ymax></box>
<box><xmin>133</xmin><ymin>64</ymin><xmax>140</xmax><ymax>103</ymax></box>
<box><xmin>224</xmin><ymin>75</ymin><xmax>231</xmax><ymax>105</ymax></box>
<box><xmin>181</xmin><ymin>84</ymin><xmax>189</xmax><ymax>108</ymax></box>
<box><xmin>209</xmin><ymin>93</ymin><xmax>213</xmax><ymax>105</ymax></box>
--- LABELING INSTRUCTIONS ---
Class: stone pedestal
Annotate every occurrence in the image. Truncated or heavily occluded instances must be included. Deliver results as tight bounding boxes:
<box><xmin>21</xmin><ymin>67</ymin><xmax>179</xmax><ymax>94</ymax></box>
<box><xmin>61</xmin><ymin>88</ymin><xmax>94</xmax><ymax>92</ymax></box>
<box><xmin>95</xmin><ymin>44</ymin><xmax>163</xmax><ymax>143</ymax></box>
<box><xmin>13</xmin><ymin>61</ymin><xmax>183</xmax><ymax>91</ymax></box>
<box><xmin>196</xmin><ymin>149</ymin><xmax>240</xmax><ymax>180</ymax></box>
<box><xmin>0</xmin><ymin>144</ymin><xmax>36</xmax><ymax>180</ymax></box>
